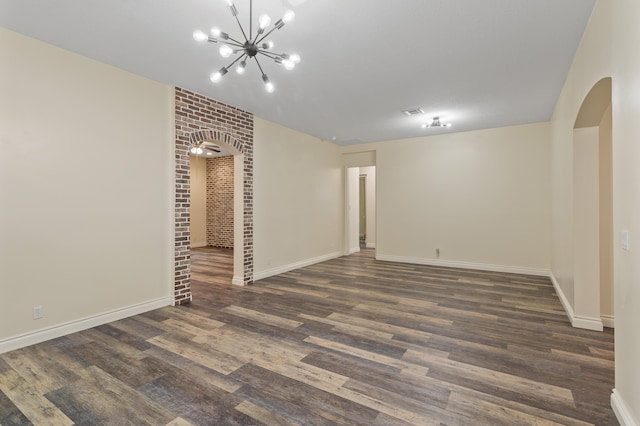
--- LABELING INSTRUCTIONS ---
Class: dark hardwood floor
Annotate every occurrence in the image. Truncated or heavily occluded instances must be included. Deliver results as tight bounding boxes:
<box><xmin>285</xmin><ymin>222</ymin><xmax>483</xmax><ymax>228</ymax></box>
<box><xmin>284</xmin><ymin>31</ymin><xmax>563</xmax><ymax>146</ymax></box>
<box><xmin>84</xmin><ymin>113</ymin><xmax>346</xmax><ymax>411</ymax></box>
<box><xmin>0</xmin><ymin>247</ymin><xmax>616</xmax><ymax>425</ymax></box>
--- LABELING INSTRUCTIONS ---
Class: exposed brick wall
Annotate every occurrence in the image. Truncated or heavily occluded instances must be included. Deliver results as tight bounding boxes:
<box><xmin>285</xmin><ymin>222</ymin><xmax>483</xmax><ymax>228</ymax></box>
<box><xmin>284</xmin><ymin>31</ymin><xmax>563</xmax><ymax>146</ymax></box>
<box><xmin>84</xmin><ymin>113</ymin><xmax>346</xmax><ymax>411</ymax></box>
<box><xmin>206</xmin><ymin>156</ymin><xmax>234</xmax><ymax>248</ymax></box>
<box><xmin>174</xmin><ymin>87</ymin><xmax>253</xmax><ymax>305</ymax></box>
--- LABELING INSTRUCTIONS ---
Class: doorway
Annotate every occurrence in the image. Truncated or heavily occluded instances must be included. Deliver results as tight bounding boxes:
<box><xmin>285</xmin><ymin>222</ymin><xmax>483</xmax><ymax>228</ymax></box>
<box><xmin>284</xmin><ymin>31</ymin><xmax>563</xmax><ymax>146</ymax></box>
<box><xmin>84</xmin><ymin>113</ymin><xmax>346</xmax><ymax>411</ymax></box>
<box><xmin>345</xmin><ymin>165</ymin><xmax>376</xmax><ymax>255</ymax></box>
<box><xmin>189</xmin><ymin>153</ymin><xmax>236</xmax><ymax>291</ymax></box>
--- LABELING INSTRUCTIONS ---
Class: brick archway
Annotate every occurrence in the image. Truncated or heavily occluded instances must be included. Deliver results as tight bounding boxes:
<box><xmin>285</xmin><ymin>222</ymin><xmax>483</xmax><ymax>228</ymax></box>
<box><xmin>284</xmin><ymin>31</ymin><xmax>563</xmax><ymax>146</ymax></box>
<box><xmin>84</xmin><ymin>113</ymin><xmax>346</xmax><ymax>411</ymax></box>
<box><xmin>173</xmin><ymin>87</ymin><xmax>253</xmax><ymax>305</ymax></box>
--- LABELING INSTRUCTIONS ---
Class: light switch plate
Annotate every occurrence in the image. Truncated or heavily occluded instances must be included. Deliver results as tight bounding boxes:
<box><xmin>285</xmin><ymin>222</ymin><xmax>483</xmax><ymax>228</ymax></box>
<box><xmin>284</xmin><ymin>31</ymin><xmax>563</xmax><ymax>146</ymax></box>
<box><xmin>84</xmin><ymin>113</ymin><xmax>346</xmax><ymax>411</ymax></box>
<box><xmin>621</xmin><ymin>229</ymin><xmax>630</xmax><ymax>251</ymax></box>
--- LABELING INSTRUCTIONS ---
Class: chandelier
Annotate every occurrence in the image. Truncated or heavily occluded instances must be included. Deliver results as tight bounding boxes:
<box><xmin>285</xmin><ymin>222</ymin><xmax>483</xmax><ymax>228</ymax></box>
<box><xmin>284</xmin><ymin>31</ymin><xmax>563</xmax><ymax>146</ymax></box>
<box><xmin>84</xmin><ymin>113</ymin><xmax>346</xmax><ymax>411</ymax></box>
<box><xmin>422</xmin><ymin>117</ymin><xmax>452</xmax><ymax>128</ymax></box>
<box><xmin>193</xmin><ymin>0</ymin><xmax>300</xmax><ymax>93</ymax></box>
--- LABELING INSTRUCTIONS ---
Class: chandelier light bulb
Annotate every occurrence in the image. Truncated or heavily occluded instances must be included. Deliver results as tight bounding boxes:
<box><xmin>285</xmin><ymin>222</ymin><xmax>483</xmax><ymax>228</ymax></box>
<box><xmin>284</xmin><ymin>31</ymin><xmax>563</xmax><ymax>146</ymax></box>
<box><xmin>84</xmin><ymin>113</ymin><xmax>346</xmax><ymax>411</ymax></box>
<box><xmin>210</xmin><ymin>67</ymin><xmax>228</xmax><ymax>83</ymax></box>
<box><xmin>211</xmin><ymin>27</ymin><xmax>221</xmax><ymax>38</ymax></box>
<box><xmin>290</xmin><ymin>53</ymin><xmax>301</xmax><ymax>64</ymax></box>
<box><xmin>193</xmin><ymin>30</ymin><xmax>208</xmax><ymax>42</ymax></box>
<box><xmin>262</xmin><ymin>40</ymin><xmax>274</xmax><ymax>50</ymax></box>
<box><xmin>236</xmin><ymin>60</ymin><xmax>247</xmax><ymax>74</ymax></box>
<box><xmin>283</xmin><ymin>59</ymin><xmax>295</xmax><ymax>70</ymax></box>
<box><xmin>219</xmin><ymin>45</ymin><xmax>233</xmax><ymax>58</ymax></box>
<box><xmin>190</xmin><ymin>146</ymin><xmax>197</xmax><ymax>154</ymax></box>
<box><xmin>262</xmin><ymin>74</ymin><xmax>274</xmax><ymax>93</ymax></box>
<box><xmin>283</xmin><ymin>10</ymin><xmax>295</xmax><ymax>23</ymax></box>
<box><xmin>258</xmin><ymin>14</ymin><xmax>271</xmax><ymax>29</ymax></box>
<box><xmin>196</xmin><ymin>147</ymin><xmax>204</xmax><ymax>155</ymax></box>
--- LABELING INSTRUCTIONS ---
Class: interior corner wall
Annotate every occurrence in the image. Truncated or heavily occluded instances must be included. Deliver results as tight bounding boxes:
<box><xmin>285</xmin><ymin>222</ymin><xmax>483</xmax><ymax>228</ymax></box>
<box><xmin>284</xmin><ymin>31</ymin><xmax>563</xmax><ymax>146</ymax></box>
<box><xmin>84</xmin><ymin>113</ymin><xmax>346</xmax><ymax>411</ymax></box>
<box><xmin>549</xmin><ymin>0</ymin><xmax>612</xmax><ymax>318</ymax></box>
<box><xmin>253</xmin><ymin>117</ymin><xmax>343</xmax><ymax>280</ymax></box>
<box><xmin>206</xmin><ymin>156</ymin><xmax>234</xmax><ymax>248</ymax></box>
<box><xmin>190</xmin><ymin>155</ymin><xmax>207</xmax><ymax>248</ymax></box>
<box><xmin>0</xmin><ymin>28</ymin><xmax>174</xmax><ymax>351</ymax></box>
<box><xmin>341</xmin><ymin>122</ymin><xmax>551</xmax><ymax>274</ymax></box>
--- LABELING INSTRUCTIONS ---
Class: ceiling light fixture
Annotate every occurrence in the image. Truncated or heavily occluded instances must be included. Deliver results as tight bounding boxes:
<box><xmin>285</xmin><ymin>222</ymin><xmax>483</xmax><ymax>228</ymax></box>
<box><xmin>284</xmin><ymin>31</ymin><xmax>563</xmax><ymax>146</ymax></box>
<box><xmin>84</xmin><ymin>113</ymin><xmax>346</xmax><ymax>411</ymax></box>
<box><xmin>193</xmin><ymin>0</ymin><xmax>300</xmax><ymax>93</ymax></box>
<box><xmin>189</xmin><ymin>141</ymin><xmax>223</xmax><ymax>157</ymax></box>
<box><xmin>402</xmin><ymin>108</ymin><xmax>424</xmax><ymax>116</ymax></box>
<box><xmin>422</xmin><ymin>117</ymin><xmax>452</xmax><ymax>128</ymax></box>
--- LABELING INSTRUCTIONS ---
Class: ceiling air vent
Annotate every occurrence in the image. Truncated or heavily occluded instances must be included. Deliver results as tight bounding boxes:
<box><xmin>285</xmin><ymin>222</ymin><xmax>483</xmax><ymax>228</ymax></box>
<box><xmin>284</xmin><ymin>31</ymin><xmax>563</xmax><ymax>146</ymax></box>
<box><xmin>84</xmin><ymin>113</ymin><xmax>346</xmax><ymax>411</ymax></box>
<box><xmin>401</xmin><ymin>108</ymin><xmax>424</xmax><ymax>116</ymax></box>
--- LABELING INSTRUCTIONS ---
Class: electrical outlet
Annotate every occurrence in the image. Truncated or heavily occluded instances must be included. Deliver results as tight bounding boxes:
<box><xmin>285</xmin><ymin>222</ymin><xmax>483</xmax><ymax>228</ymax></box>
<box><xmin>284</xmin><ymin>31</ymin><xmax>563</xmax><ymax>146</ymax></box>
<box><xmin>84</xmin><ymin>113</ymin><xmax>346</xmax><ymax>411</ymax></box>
<box><xmin>33</xmin><ymin>305</ymin><xmax>43</xmax><ymax>320</ymax></box>
<box><xmin>436</xmin><ymin>248</ymin><xmax>440</xmax><ymax>257</ymax></box>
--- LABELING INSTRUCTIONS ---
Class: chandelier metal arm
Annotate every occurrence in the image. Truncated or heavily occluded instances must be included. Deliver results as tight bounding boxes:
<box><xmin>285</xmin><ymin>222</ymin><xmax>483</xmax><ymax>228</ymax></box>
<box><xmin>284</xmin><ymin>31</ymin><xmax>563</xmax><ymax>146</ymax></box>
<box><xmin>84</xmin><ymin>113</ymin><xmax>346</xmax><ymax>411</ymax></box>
<box><xmin>232</xmin><ymin>10</ymin><xmax>249</xmax><ymax>42</ymax></box>
<box><xmin>254</xmin><ymin>26</ymin><xmax>280</xmax><ymax>46</ymax></box>
<box><xmin>253</xmin><ymin>55</ymin><xmax>266</xmax><ymax>75</ymax></box>
<box><xmin>223</xmin><ymin>53</ymin><xmax>247</xmax><ymax>71</ymax></box>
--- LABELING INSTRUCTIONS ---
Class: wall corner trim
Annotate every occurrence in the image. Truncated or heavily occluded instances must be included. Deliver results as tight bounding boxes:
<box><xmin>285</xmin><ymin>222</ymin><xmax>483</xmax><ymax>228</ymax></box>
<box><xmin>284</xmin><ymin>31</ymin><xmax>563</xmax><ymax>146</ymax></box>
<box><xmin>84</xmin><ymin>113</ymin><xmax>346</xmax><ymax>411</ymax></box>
<box><xmin>376</xmin><ymin>254</ymin><xmax>550</xmax><ymax>277</ymax></box>
<box><xmin>254</xmin><ymin>251</ymin><xmax>343</xmax><ymax>282</ymax></box>
<box><xmin>601</xmin><ymin>315</ymin><xmax>615</xmax><ymax>328</ymax></box>
<box><xmin>0</xmin><ymin>297</ymin><xmax>172</xmax><ymax>354</ymax></box>
<box><xmin>611</xmin><ymin>389</ymin><xmax>638</xmax><ymax>426</ymax></box>
<box><xmin>232</xmin><ymin>276</ymin><xmax>246</xmax><ymax>286</ymax></box>
<box><xmin>549</xmin><ymin>272</ymin><xmax>604</xmax><ymax>331</ymax></box>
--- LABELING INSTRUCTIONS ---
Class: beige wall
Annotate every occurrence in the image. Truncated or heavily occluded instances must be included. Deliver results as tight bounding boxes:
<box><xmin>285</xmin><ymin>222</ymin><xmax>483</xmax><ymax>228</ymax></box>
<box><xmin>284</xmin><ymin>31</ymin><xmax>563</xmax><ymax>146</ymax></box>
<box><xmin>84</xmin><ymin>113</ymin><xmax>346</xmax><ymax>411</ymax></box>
<box><xmin>361</xmin><ymin>166</ymin><xmax>376</xmax><ymax>248</ymax></box>
<box><xmin>342</xmin><ymin>122</ymin><xmax>551</xmax><ymax>274</ymax></box>
<box><xmin>599</xmin><ymin>104</ymin><xmax>613</xmax><ymax>321</ymax></box>
<box><xmin>189</xmin><ymin>156</ymin><xmax>207</xmax><ymax>248</ymax></box>
<box><xmin>572</xmin><ymin>127</ymin><xmax>601</xmax><ymax>324</ymax></box>
<box><xmin>253</xmin><ymin>117</ymin><xmax>344</xmax><ymax>279</ymax></box>
<box><xmin>612</xmin><ymin>0</ymin><xmax>640</xmax><ymax>422</ymax></box>
<box><xmin>0</xmin><ymin>29</ymin><xmax>173</xmax><ymax>350</ymax></box>
<box><xmin>552</xmin><ymin>0</ymin><xmax>640</xmax><ymax>421</ymax></box>
<box><xmin>347</xmin><ymin>167</ymin><xmax>360</xmax><ymax>253</ymax></box>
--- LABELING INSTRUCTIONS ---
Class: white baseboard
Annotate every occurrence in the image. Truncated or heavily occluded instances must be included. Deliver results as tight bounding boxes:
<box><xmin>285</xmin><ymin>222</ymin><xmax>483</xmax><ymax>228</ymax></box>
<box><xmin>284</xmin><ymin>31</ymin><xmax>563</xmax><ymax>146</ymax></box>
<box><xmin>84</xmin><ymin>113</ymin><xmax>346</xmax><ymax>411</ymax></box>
<box><xmin>0</xmin><ymin>297</ymin><xmax>172</xmax><ymax>354</ymax></box>
<box><xmin>612</xmin><ymin>389</ymin><xmax>638</xmax><ymax>426</ymax></box>
<box><xmin>232</xmin><ymin>276</ymin><xmax>245</xmax><ymax>286</ymax></box>
<box><xmin>349</xmin><ymin>246</ymin><xmax>361</xmax><ymax>254</ymax></box>
<box><xmin>375</xmin><ymin>254</ymin><xmax>549</xmax><ymax>277</ymax></box>
<box><xmin>366</xmin><ymin>242</ymin><xmax>376</xmax><ymax>248</ymax></box>
<box><xmin>550</xmin><ymin>272</ymin><xmax>604</xmax><ymax>331</ymax></box>
<box><xmin>254</xmin><ymin>251</ymin><xmax>343</xmax><ymax>281</ymax></box>
<box><xmin>601</xmin><ymin>315</ymin><xmax>615</xmax><ymax>328</ymax></box>
<box><xmin>191</xmin><ymin>242</ymin><xmax>207</xmax><ymax>248</ymax></box>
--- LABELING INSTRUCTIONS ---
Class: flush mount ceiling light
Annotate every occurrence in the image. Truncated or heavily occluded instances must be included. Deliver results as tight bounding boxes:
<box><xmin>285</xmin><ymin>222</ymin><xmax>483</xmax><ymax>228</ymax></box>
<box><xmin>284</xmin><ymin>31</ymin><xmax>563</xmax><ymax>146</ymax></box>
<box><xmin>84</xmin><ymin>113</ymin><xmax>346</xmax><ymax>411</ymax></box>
<box><xmin>401</xmin><ymin>108</ymin><xmax>424</xmax><ymax>116</ymax></box>
<box><xmin>193</xmin><ymin>0</ymin><xmax>300</xmax><ymax>93</ymax></box>
<box><xmin>422</xmin><ymin>117</ymin><xmax>452</xmax><ymax>128</ymax></box>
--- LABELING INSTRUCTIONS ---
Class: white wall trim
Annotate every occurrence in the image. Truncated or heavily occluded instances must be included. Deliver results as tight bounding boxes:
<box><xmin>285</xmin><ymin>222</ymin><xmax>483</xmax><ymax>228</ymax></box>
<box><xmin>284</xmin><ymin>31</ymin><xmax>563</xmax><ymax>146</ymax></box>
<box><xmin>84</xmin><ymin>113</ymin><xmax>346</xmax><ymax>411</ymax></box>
<box><xmin>254</xmin><ymin>251</ymin><xmax>343</xmax><ymax>281</ymax></box>
<box><xmin>0</xmin><ymin>297</ymin><xmax>172</xmax><ymax>354</ymax></box>
<box><xmin>232</xmin><ymin>276</ymin><xmax>245</xmax><ymax>286</ymax></box>
<box><xmin>612</xmin><ymin>389</ymin><xmax>638</xmax><ymax>426</ymax></box>
<box><xmin>366</xmin><ymin>242</ymin><xmax>376</xmax><ymax>248</ymax></box>
<box><xmin>376</xmin><ymin>254</ymin><xmax>549</xmax><ymax>277</ymax></box>
<box><xmin>349</xmin><ymin>246</ymin><xmax>361</xmax><ymax>254</ymax></box>
<box><xmin>572</xmin><ymin>315</ymin><xmax>604</xmax><ymax>331</ymax></box>
<box><xmin>550</xmin><ymin>272</ymin><xmax>604</xmax><ymax>331</ymax></box>
<box><xmin>601</xmin><ymin>315</ymin><xmax>615</xmax><ymax>328</ymax></box>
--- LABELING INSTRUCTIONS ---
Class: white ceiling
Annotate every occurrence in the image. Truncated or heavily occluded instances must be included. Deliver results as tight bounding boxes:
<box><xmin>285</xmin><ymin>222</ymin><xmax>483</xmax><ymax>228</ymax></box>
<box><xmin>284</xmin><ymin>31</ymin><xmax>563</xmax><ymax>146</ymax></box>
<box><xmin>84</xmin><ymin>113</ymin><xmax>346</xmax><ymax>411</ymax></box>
<box><xmin>0</xmin><ymin>0</ymin><xmax>595</xmax><ymax>145</ymax></box>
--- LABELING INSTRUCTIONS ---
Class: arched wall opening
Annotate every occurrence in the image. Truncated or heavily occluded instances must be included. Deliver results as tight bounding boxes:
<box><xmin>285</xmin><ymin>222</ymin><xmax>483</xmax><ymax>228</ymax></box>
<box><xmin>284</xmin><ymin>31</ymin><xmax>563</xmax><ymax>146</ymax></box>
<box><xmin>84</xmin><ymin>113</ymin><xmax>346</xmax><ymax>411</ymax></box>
<box><xmin>173</xmin><ymin>88</ymin><xmax>254</xmax><ymax>305</ymax></box>
<box><xmin>572</xmin><ymin>77</ymin><xmax>613</xmax><ymax>330</ymax></box>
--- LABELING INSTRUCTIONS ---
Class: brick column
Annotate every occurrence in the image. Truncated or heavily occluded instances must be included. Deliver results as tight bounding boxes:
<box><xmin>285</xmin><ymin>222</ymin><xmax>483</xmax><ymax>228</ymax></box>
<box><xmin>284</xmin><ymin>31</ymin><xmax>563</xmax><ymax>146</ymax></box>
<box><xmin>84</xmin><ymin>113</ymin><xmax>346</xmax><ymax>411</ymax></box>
<box><xmin>173</xmin><ymin>87</ymin><xmax>254</xmax><ymax>304</ymax></box>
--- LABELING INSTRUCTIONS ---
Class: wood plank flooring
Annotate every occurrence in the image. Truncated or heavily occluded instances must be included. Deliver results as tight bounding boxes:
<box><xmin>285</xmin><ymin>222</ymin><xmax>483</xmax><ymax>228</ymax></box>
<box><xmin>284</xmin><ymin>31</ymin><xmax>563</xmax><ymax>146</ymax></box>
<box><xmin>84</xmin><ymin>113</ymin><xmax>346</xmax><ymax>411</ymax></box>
<box><xmin>0</xmin><ymin>248</ymin><xmax>616</xmax><ymax>425</ymax></box>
